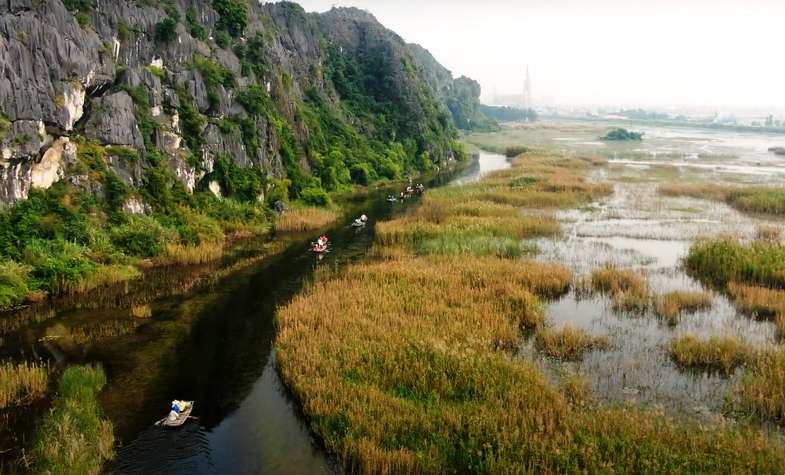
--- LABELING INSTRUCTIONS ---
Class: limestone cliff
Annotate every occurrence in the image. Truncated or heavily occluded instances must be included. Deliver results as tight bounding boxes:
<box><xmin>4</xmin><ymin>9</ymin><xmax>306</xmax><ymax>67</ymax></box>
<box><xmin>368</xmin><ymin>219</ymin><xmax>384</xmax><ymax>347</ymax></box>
<box><xmin>0</xmin><ymin>0</ymin><xmax>470</xmax><ymax>206</ymax></box>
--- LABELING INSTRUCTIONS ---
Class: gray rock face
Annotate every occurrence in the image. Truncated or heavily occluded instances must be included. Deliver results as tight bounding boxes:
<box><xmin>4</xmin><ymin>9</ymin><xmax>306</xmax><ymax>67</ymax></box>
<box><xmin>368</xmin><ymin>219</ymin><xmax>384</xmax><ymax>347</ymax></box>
<box><xmin>0</xmin><ymin>0</ymin><xmax>467</xmax><ymax>208</ymax></box>
<box><xmin>85</xmin><ymin>91</ymin><xmax>144</xmax><ymax>148</ymax></box>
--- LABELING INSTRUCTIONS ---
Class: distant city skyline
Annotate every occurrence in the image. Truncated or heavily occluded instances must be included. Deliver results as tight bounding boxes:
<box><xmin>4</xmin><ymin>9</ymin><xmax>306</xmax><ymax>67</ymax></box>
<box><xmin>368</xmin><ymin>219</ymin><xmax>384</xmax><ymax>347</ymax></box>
<box><xmin>290</xmin><ymin>0</ymin><xmax>785</xmax><ymax>111</ymax></box>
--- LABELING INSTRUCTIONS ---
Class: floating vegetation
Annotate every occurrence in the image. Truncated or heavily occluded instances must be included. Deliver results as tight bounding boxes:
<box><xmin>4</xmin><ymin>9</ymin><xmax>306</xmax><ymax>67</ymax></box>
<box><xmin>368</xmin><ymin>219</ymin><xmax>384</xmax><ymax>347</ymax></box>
<box><xmin>535</xmin><ymin>325</ymin><xmax>609</xmax><ymax>360</ymax></box>
<box><xmin>0</xmin><ymin>360</ymin><xmax>49</xmax><ymax>408</ymax></box>
<box><xmin>668</xmin><ymin>335</ymin><xmax>749</xmax><ymax>374</ymax></box>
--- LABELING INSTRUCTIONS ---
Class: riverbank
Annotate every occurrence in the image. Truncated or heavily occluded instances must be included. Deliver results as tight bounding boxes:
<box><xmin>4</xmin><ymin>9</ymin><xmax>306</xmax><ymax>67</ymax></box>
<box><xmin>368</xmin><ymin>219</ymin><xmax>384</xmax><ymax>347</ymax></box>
<box><xmin>276</xmin><ymin>147</ymin><xmax>785</xmax><ymax>472</ymax></box>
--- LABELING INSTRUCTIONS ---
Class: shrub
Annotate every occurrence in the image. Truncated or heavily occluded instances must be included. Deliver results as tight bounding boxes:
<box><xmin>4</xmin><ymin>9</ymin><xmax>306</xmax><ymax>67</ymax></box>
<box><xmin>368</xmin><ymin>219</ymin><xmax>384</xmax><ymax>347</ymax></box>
<box><xmin>300</xmin><ymin>187</ymin><xmax>331</xmax><ymax>207</ymax></box>
<box><xmin>0</xmin><ymin>260</ymin><xmax>32</xmax><ymax>308</ymax></box>
<box><xmin>154</xmin><ymin>17</ymin><xmax>178</xmax><ymax>43</ymax></box>
<box><xmin>505</xmin><ymin>145</ymin><xmax>529</xmax><ymax>158</ymax></box>
<box><xmin>213</xmin><ymin>0</ymin><xmax>248</xmax><ymax>37</ymax></box>
<box><xmin>601</xmin><ymin>128</ymin><xmax>643</xmax><ymax>141</ymax></box>
<box><xmin>109</xmin><ymin>216</ymin><xmax>165</xmax><ymax>258</ymax></box>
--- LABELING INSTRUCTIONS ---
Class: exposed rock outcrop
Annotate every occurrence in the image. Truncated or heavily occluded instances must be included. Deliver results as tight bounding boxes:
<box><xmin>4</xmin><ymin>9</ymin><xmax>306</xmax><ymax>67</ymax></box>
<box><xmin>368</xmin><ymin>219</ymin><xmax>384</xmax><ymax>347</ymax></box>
<box><xmin>0</xmin><ymin>0</ymin><xmax>475</xmax><ymax>207</ymax></box>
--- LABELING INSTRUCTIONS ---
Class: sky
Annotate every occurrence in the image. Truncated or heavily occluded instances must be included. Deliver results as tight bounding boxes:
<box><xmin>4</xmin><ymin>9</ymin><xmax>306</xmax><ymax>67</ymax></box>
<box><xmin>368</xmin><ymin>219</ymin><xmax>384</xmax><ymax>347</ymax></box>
<box><xmin>285</xmin><ymin>0</ymin><xmax>785</xmax><ymax>111</ymax></box>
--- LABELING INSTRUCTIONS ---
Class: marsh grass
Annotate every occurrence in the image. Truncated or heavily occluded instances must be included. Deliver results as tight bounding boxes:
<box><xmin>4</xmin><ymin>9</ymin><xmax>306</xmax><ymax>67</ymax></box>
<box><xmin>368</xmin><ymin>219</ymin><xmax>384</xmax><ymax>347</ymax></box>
<box><xmin>659</xmin><ymin>183</ymin><xmax>785</xmax><ymax>216</ymax></box>
<box><xmin>727</xmin><ymin>282</ymin><xmax>785</xmax><ymax>319</ymax></box>
<box><xmin>274</xmin><ymin>207</ymin><xmax>339</xmax><ymax>232</ymax></box>
<box><xmin>164</xmin><ymin>241</ymin><xmax>224</xmax><ymax>265</ymax></box>
<box><xmin>654</xmin><ymin>291</ymin><xmax>713</xmax><ymax>324</ymax></box>
<box><xmin>736</xmin><ymin>348</ymin><xmax>785</xmax><ymax>424</ymax></box>
<box><xmin>669</xmin><ymin>335</ymin><xmax>749</xmax><ymax>374</ymax></box>
<box><xmin>756</xmin><ymin>224</ymin><xmax>782</xmax><ymax>243</ymax></box>
<box><xmin>590</xmin><ymin>266</ymin><xmax>650</xmax><ymax>313</ymax></box>
<box><xmin>275</xmin><ymin>148</ymin><xmax>785</xmax><ymax>472</ymax></box>
<box><xmin>535</xmin><ymin>325</ymin><xmax>609</xmax><ymax>360</ymax></box>
<box><xmin>0</xmin><ymin>360</ymin><xmax>49</xmax><ymax>408</ymax></box>
<box><xmin>32</xmin><ymin>365</ymin><xmax>114</xmax><ymax>475</ymax></box>
<box><xmin>685</xmin><ymin>237</ymin><xmax>785</xmax><ymax>289</ymax></box>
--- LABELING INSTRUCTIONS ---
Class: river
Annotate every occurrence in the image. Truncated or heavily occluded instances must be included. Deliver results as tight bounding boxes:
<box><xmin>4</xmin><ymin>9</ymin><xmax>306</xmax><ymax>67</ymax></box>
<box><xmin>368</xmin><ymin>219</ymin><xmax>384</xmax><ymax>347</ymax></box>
<box><xmin>0</xmin><ymin>150</ymin><xmax>507</xmax><ymax>474</ymax></box>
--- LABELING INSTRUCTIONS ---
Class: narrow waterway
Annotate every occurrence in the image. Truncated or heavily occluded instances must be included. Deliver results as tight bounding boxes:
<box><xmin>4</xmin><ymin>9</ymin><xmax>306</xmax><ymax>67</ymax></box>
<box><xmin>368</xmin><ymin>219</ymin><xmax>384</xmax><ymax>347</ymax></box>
<box><xmin>106</xmin><ymin>151</ymin><xmax>506</xmax><ymax>474</ymax></box>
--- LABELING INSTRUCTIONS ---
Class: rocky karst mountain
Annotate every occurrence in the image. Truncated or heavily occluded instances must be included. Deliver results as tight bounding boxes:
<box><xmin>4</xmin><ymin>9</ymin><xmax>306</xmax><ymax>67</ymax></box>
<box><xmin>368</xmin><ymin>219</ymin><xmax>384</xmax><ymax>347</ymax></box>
<box><xmin>0</xmin><ymin>0</ymin><xmax>490</xmax><ymax>207</ymax></box>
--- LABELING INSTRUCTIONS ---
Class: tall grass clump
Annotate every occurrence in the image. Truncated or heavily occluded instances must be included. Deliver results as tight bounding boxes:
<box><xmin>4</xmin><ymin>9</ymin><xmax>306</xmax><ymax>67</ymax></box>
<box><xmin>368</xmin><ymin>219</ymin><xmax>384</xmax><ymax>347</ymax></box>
<box><xmin>273</xmin><ymin>207</ymin><xmax>339</xmax><ymax>232</ymax></box>
<box><xmin>669</xmin><ymin>335</ymin><xmax>749</xmax><ymax>374</ymax></box>
<box><xmin>658</xmin><ymin>183</ymin><xmax>731</xmax><ymax>201</ymax></box>
<box><xmin>417</xmin><ymin>233</ymin><xmax>535</xmax><ymax>258</ymax></box>
<box><xmin>735</xmin><ymin>348</ymin><xmax>785</xmax><ymax>424</ymax></box>
<box><xmin>654</xmin><ymin>290</ymin><xmax>712</xmax><ymax>324</ymax></box>
<box><xmin>590</xmin><ymin>266</ymin><xmax>649</xmax><ymax>313</ymax></box>
<box><xmin>727</xmin><ymin>282</ymin><xmax>785</xmax><ymax>319</ymax></box>
<box><xmin>0</xmin><ymin>260</ymin><xmax>32</xmax><ymax>307</ymax></box>
<box><xmin>0</xmin><ymin>360</ymin><xmax>49</xmax><ymax>408</ymax></box>
<box><xmin>32</xmin><ymin>365</ymin><xmax>114</xmax><ymax>475</ymax></box>
<box><xmin>535</xmin><ymin>325</ymin><xmax>609</xmax><ymax>360</ymax></box>
<box><xmin>164</xmin><ymin>241</ymin><xmax>224</xmax><ymax>265</ymax></box>
<box><xmin>685</xmin><ymin>237</ymin><xmax>785</xmax><ymax>288</ymax></box>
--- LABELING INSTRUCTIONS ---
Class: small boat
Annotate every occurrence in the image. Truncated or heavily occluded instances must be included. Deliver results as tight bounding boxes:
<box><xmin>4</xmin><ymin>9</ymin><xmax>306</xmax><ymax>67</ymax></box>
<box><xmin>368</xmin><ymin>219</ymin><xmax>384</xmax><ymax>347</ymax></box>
<box><xmin>156</xmin><ymin>401</ymin><xmax>194</xmax><ymax>428</ymax></box>
<box><xmin>311</xmin><ymin>243</ymin><xmax>330</xmax><ymax>254</ymax></box>
<box><xmin>351</xmin><ymin>220</ymin><xmax>365</xmax><ymax>228</ymax></box>
<box><xmin>386</xmin><ymin>196</ymin><xmax>397</xmax><ymax>202</ymax></box>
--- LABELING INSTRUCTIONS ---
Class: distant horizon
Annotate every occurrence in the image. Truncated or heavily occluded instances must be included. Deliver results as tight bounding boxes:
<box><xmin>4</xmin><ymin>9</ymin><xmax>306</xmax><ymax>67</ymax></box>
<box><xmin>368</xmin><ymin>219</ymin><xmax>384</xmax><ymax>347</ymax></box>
<box><xmin>288</xmin><ymin>0</ymin><xmax>785</xmax><ymax>113</ymax></box>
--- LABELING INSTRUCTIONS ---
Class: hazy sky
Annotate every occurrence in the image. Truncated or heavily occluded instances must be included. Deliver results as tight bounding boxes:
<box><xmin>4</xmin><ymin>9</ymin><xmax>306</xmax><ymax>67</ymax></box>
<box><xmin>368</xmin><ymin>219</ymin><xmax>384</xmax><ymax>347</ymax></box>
<box><xmin>287</xmin><ymin>0</ymin><xmax>785</xmax><ymax>110</ymax></box>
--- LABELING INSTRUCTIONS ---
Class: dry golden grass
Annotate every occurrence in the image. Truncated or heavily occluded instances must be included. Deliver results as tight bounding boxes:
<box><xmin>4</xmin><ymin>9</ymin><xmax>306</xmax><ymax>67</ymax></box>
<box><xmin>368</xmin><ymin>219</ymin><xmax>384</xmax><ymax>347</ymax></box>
<box><xmin>658</xmin><ymin>183</ymin><xmax>732</xmax><ymax>201</ymax></box>
<box><xmin>274</xmin><ymin>207</ymin><xmax>340</xmax><ymax>233</ymax></box>
<box><xmin>560</xmin><ymin>371</ymin><xmax>592</xmax><ymax>407</ymax></box>
<box><xmin>669</xmin><ymin>335</ymin><xmax>749</xmax><ymax>374</ymax></box>
<box><xmin>736</xmin><ymin>348</ymin><xmax>785</xmax><ymax>424</ymax></box>
<box><xmin>654</xmin><ymin>291</ymin><xmax>713</xmax><ymax>324</ymax></box>
<box><xmin>727</xmin><ymin>282</ymin><xmax>785</xmax><ymax>319</ymax></box>
<box><xmin>591</xmin><ymin>267</ymin><xmax>647</xmax><ymax>296</ymax></box>
<box><xmin>535</xmin><ymin>325</ymin><xmax>609</xmax><ymax>360</ymax></box>
<box><xmin>164</xmin><ymin>241</ymin><xmax>224</xmax><ymax>265</ymax></box>
<box><xmin>590</xmin><ymin>267</ymin><xmax>650</xmax><ymax>313</ymax></box>
<box><xmin>274</xmin><ymin>152</ymin><xmax>785</xmax><ymax>472</ymax></box>
<box><xmin>0</xmin><ymin>360</ymin><xmax>49</xmax><ymax>408</ymax></box>
<box><xmin>756</xmin><ymin>224</ymin><xmax>782</xmax><ymax>243</ymax></box>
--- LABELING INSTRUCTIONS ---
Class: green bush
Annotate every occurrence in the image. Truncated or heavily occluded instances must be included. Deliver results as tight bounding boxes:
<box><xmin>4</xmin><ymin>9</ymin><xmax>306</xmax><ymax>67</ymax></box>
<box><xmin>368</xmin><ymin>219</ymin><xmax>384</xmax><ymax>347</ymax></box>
<box><xmin>0</xmin><ymin>260</ymin><xmax>31</xmax><ymax>308</ymax></box>
<box><xmin>300</xmin><ymin>187</ymin><xmax>331</xmax><ymax>207</ymax></box>
<box><xmin>154</xmin><ymin>17</ymin><xmax>178</xmax><ymax>43</ymax></box>
<box><xmin>186</xmin><ymin>6</ymin><xmax>208</xmax><ymax>40</ymax></box>
<box><xmin>213</xmin><ymin>0</ymin><xmax>248</xmax><ymax>37</ymax></box>
<box><xmin>601</xmin><ymin>128</ymin><xmax>643</xmax><ymax>141</ymax></box>
<box><xmin>110</xmin><ymin>216</ymin><xmax>165</xmax><ymax>258</ymax></box>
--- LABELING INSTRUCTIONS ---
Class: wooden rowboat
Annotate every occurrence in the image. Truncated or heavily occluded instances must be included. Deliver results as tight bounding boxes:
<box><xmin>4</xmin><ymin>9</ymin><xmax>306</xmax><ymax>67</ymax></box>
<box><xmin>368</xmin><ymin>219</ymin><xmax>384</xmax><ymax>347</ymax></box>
<box><xmin>156</xmin><ymin>401</ymin><xmax>194</xmax><ymax>428</ymax></box>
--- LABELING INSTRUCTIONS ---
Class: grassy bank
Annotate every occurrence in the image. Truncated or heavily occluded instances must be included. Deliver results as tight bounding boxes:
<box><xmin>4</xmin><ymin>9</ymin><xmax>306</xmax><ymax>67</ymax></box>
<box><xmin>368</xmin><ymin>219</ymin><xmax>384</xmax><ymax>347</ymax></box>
<box><xmin>276</xmin><ymin>151</ymin><xmax>785</xmax><ymax>472</ymax></box>
<box><xmin>32</xmin><ymin>365</ymin><xmax>113</xmax><ymax>475</ymax></box>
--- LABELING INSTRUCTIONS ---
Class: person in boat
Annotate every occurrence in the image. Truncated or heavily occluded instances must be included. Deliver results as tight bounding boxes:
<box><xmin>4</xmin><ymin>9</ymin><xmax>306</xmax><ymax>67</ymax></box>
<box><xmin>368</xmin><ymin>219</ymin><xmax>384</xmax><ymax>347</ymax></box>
<box><xmin>168</xmin><ymin>400</ymin><xmax>190</xmax><ymax>422</ymax></box>
<box><xmin>352</xmin><ymin>214</ymin><xmax>368</xmax><ymax>227</ymax></box>
<box><xmin>387</xmin><ymin>194</ymin><xmax>396</xmax><ymax>202</ymax></box>
<box><xmin>416</xmin><ymin>183</ymin><xmax>425</xmax><ymax>193</ymax></box>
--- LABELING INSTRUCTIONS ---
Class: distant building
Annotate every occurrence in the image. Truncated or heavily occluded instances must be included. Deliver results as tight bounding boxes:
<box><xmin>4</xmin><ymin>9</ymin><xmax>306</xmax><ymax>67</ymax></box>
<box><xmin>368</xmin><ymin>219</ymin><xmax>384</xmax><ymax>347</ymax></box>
<box><xmin>522</xmin><ymin>66</ymin><xmax>532</xmax><ymax>109</ymax></box>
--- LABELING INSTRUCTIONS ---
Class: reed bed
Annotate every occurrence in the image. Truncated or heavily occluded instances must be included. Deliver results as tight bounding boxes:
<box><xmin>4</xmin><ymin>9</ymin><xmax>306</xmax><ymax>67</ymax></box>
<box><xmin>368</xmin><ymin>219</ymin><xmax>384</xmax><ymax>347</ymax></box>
<box><xmin>658</xmin><ymin>183</ymin><xmax>785</xmax><ymax>216</ymax></box>
<box><xmin>756</xmin><ymin>224</ymin><xmax>782</xmax><ymax>243</ymax></box>
<box><xmin>274</xmin><ymin>207</ymin><xmax>340</xmax><ymax>232</ymax></box>
<box><xmin>736</xmin><ymin>348</ymin><xmax>785</xmax><ymax>424</ymax></box>
<box><xmin>535</xmin><ymin>325</ymin><xmax>609</xmax><ymax>360</ymax></box>
<box><xmin>685</xmin><ymin>237</ymin><xmax>785</xmax><ymax>289</ymax></box>
<box><xmin>590</xmin><ymin>266</ymin><xmax>650</xmax><ymax>313</ymax></box>
<box><xmin>164</xmin><ymin>241</ymin><xmax>224</xmax><ymax>265</ymax></box>
<box><xmin>669</xmin><ymin>335</ymin><xmax>750</xmax><ymax>374</ymax></box>
<box><xmin>278</xmin><ymin>249</ymin><xmax>785</xmax><ymax>472</ymax></box>
<box><xmin>32</xmin><ymin>365</ymin><xmax>114</xmax><ymax>475</ymax></box>
<box><xmin>727</xmin><ymin>282</ymin><xmax>785</xmax><ymax>319</ymax></box>
<box><xmin>0</xmin><ymin>360</ymin><xmax>49</xmax><ymax>408</ymax></box>
<box><xmin>654</xmin><ymin>291</ymin><xmax>713</xmax><ymax>324</ymax></box>
<box><xmin>274</xmin><ymin>151</ymin><xmax>785</xmax><ymax>472</ymax></box>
